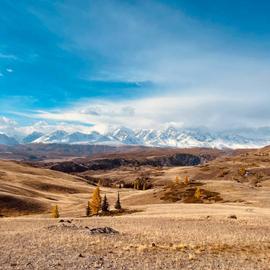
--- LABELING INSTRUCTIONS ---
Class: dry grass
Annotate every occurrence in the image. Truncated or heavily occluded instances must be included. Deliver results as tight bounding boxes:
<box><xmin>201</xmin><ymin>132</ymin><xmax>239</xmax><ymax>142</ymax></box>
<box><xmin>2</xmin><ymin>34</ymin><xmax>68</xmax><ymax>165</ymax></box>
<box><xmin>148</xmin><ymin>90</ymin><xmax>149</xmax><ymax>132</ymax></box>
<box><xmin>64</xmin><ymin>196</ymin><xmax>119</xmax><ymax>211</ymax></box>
<box><xmin>0</xmin><ymin>204</ymin><xmax>269</xmax><ymax>269</ymax></box>
<box><xmin>1</xmin><ymin>157</ymin><xmax>270</xmax><ymax>269</ymax></box>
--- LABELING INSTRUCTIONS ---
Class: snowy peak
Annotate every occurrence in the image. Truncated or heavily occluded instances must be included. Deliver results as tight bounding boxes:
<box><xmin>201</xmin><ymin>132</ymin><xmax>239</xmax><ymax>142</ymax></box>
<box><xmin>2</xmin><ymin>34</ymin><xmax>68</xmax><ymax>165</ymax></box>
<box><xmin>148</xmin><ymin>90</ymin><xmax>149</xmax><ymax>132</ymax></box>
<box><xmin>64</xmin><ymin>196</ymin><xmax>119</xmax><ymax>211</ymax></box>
<box><xmin>109</xmin><ymin>127</ymin><xmax>142</xmax><ymax>145</ymax></box>
<box><xmin>22</xmin><ymin>132</ymin><xmax>44</xmax><ymax>144</ymax></box>
<box><xmin>2</xmin><ymin>126</ymin><xmax>270</xmax><ymax>149</ymax></box>
<box><xmin>0</xmin><ymin>133</ymin><xmax>19</xmax><ymax>145</ymax></box>
<box><xmin>34</xmin><ymin>130</ymin><xmax>68</xmax><ymax>144</ymax></box>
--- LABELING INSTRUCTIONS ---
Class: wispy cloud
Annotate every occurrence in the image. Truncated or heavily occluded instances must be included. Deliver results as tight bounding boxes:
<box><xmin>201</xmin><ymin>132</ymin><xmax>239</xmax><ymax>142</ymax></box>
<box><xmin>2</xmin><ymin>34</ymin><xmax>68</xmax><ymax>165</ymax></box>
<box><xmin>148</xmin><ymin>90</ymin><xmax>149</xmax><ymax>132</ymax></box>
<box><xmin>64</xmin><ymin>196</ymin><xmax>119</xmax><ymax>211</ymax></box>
<box><xmin>0</xmin><ymin>53</ymin><xmax>17</xmax><ymax>60</ymax></box>
<box><xmin>17</xmin><ymin>90</ymin><xmax>270</xmax><ymax>133</ymax></box>
<box><xmin>2</xmin><ymin>1</ymin><xmax>270</xmax><ymax>133</ymax></box>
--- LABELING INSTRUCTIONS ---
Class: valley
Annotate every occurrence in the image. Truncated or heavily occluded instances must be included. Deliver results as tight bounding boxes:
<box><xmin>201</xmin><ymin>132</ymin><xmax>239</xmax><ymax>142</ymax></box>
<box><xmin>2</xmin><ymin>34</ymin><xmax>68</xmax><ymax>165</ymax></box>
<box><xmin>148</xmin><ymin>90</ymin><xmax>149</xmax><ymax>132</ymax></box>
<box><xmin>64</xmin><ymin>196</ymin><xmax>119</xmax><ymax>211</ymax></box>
<box><xmin>0</xmin><ymin>145</ymin><xmax>270</xmax><ymax>269</ymax></box>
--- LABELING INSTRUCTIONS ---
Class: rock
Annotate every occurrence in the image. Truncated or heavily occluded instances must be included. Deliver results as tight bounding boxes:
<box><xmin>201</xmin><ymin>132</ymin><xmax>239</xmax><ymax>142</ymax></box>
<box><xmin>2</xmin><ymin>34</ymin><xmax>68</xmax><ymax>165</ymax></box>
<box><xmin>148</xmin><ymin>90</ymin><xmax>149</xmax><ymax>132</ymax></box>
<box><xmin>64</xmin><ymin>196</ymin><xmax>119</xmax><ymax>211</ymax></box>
<box><xmin>78</xmin><ymin>253</ymin><xmax>84</xmax><ymax>258</ymax></box>
<box><xmin>228</xmin><ymin>215</ymin><xmax>237</xmax><ymax>219</ymax></box>
<box><xmin>151</xmin><ymin>243</ymin><xmax>156</xmax><ymax>247</ymax></box>
<box><xmin>58</xmin><ymin>219</ymin><xmax>72</xmax><ymax>223</ymax></box>
<box><xmin>89</xmin><ymin>227</ymin><xmax>119</xmax><ymax>234</ymax></box>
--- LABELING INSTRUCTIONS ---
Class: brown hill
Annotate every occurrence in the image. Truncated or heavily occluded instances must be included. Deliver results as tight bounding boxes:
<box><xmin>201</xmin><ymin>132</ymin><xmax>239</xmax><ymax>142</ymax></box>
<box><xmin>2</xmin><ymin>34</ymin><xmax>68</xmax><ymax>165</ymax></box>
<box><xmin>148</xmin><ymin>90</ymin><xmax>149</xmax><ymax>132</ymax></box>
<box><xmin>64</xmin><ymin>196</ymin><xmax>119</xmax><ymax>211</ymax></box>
<box><xmin>0</xmin><ymin>160</ymin><xmax>95</xmax><ymax>217</ymax></box>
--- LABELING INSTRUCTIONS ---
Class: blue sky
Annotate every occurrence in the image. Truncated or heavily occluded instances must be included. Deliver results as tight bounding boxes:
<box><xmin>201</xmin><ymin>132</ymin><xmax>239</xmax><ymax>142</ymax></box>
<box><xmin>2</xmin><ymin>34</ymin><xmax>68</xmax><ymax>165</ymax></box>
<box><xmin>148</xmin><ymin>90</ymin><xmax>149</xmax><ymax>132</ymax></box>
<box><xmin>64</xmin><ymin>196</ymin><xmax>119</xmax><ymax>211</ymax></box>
<box><xmin>1</xmin><ymin>0</ymin><xmax>270</xmax><ymax>134</ymax></box>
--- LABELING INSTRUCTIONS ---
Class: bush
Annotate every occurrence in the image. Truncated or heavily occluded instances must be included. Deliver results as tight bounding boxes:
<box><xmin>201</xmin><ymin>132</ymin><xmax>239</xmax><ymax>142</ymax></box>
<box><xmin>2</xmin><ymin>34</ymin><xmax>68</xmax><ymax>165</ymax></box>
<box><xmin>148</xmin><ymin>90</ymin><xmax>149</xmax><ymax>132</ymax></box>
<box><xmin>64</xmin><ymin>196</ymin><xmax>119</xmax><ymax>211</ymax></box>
<box><xmin>238</xmin><ymin>167</ymin><xmax>247</xmax><ymax>177</ymax></box>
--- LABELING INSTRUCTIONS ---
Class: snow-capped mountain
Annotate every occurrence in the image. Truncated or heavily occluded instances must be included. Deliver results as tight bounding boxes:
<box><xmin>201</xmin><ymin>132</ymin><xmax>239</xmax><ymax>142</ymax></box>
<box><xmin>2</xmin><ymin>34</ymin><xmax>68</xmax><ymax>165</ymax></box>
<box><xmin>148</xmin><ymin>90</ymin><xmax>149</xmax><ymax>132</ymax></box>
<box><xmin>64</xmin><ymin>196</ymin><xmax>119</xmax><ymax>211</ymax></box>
<box><xmin>0</xmin><ymin>133</ymin><xmax>19</xmax><ymax>145</ymax></box>
<box><xmin>33</xmin><ymin>130</ymin><xmax>113</xmax><ymax>145</ymax></box>
<box><xmin>34</xmin><ymin>130</ymin><xmax>69</xmax><ymax>144</ymax></box>
<box><xmin>108</xmin><ymin>127</ymin><xmax>142</xmax><ymax>145</ymax></box>
<box><xmin>1</xmin><ymin>126</ymin><xmax>270</xmax><ymax>149</ymax></box>
<box><xmin>22</xmin><ymin>132</ymin><xmax>44</xmax><ymax>144</ymax></box>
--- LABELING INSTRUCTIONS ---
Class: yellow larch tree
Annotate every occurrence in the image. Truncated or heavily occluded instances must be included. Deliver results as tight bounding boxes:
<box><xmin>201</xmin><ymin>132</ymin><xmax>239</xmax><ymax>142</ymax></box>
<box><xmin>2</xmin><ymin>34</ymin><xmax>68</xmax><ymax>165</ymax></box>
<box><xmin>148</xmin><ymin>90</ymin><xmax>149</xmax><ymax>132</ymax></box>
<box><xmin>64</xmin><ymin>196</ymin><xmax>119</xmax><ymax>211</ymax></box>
<box><xmin>90</xmin><ymin>186</ymin><xmax>101</xmax><ymax>215</ymax></box>
<box><xmin>175</xmin><ymin>176</ymin><xmax>180</xmax><ymax>184</ymax></box>
<box><xmin>184</xmin><ymin>176</ymin><xmax>189</xmax><ymax>185</ymax></box>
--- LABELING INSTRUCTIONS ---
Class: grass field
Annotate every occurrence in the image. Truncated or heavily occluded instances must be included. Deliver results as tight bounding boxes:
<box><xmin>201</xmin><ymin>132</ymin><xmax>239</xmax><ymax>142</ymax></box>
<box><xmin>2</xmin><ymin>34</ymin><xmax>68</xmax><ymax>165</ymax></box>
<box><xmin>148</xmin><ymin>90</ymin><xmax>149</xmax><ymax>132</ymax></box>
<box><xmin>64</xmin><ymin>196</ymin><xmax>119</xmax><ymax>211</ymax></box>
<box><xmin>0</xmin><ymin>204</ymin><xmax>270</xmax><ymax>270</ymax></box>
<box><xmin>1</xmin><ymin>158</ymin><xmax>270</xmax><ymax>269</ymax></box>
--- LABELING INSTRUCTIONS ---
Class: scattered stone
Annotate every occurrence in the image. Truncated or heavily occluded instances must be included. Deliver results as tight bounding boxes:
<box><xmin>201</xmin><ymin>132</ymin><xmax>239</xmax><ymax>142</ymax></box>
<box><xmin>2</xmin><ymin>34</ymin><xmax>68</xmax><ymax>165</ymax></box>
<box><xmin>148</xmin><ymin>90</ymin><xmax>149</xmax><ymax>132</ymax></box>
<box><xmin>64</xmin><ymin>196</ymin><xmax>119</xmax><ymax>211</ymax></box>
<box><xmin>89</xmin><ymin>227</ymin><xmax>119</xmax><ymax>235</ymax></box>
<box><xmin>58</xmin><ymin>219</ymin><xmax>72</xmax><ymax>223</ymax></box>
<box><xmin>228</xmin><ymin>215</ymin><xmax>237</xmax><ymax>219</ymax></box>
<box><xmin>152</xmin><ymin>242</ymin><xmax>156</xmax><ymax>247</ymax></box>
<box><xmin>78</xmin><ymin>253</ymin><xmax>84</xmax><ymax>258</ymax></box>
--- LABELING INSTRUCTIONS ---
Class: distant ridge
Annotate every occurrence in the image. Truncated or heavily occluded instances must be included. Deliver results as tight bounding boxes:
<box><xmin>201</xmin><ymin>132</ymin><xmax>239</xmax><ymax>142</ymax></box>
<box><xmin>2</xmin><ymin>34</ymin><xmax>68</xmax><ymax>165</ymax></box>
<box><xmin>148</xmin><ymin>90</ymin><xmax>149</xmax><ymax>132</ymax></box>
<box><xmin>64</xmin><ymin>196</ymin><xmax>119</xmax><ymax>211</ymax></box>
<box><xmin>1</xmin><ymin>126</ymin><xmax>270</xmax><ymax>149</ymax></box>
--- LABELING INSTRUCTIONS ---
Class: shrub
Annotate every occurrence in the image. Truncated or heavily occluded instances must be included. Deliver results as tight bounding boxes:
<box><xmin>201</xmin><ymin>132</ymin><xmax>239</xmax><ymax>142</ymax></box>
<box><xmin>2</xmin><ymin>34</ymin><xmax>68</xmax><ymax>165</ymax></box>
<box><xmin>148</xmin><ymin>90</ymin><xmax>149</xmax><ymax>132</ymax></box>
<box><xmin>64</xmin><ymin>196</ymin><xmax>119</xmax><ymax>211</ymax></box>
<box><xmin>238</xmin><ymin>167</ymin><xmax>247</xmax><ymax>177</ymax></box>
<box><xmin>51</xmin><ymin>205</ymin><xmax>60</xmax><ymax>218</ymax></box>
<box><xmin>90</xmin><ymin>186</ymin><xmax>101</xmax><ymax>215</ymax></box>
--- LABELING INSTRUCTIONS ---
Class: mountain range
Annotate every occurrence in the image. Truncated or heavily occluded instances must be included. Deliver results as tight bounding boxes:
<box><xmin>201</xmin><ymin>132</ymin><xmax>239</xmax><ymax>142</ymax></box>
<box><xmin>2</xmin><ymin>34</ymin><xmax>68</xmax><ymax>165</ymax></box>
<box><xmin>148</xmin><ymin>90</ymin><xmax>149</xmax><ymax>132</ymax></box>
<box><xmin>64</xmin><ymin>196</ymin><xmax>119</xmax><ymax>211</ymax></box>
<box><xmin>1</xmin><ymin>126</ymin><xmax>270</xmax><ymax>149</ymax></box>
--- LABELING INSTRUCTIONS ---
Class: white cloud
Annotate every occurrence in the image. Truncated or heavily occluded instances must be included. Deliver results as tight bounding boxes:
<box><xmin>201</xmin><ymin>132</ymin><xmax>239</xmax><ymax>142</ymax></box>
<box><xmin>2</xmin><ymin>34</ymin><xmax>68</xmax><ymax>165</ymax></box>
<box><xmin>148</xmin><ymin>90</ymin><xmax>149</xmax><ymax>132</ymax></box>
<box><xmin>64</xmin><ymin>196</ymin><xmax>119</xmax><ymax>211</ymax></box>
<box><xmin>6</xmin><ymin>68</ymin><xmax>13</xmax><ymax>73</ymax></box>
<box><xmin>18</xmin><ymin>91</ymin><xmax>270</xmax><ymax>133</ymax></box>
<box><xmin>0</xmin><ymin>116</ymin><xmax>17</xmax><ymax>126</ymax></box>
<box><xmin>0</xmin><ymin>53</ymin><xmax>17</xmax><ymax>60</ymax></box>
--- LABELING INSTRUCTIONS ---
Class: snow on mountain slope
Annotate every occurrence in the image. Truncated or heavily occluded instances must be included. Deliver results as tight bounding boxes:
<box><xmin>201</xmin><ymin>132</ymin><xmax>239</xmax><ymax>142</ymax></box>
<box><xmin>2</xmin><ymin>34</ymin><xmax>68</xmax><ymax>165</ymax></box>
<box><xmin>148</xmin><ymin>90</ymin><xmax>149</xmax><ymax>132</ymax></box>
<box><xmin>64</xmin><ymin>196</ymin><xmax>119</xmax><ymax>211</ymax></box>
<box><xmin>0</xmin><ymin>133</ymin><xmax>19</xmax><ymax>145</ymax></box>
<box><xmin>34</xmin><ymin>130</ymin><xmax>69</xmax><ymax>144</ymax></box>
<box><xmin>22</xmin><ymin>132</ymin><xmax>44</xmax><ymax>144</ymax></box>
<box><xmin>3</xmin><ymin>126</ymin><xmax>270</xmax><ymax>149</ymax></box>
<box><xmin>108</xmin><ymin>127</ymin><xmax>142</xmax><ymax>145</ymax></box>
<box><xmin>32</xmin><ymin>130</ymin><xmax>114</xmax><ymax>145</ymax></box>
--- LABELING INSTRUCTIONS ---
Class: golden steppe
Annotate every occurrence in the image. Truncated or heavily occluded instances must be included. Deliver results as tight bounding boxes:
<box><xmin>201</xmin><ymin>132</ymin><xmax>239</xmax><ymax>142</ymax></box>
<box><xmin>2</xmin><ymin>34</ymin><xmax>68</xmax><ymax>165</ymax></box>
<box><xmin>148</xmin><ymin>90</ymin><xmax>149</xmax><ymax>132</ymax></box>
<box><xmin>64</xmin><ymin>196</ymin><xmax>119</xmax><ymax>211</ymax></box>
<box><xmin>0</xmin><ymin>147</ymin><xmax>270</xmax><ymax>269</ymax></box>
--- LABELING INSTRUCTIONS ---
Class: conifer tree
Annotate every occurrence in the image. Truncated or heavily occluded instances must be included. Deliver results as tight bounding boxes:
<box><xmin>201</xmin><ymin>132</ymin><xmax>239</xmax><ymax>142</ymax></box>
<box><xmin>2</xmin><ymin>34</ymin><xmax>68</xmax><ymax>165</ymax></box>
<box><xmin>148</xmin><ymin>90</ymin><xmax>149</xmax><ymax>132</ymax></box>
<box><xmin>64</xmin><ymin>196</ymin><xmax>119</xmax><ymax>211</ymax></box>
<box><xmin>115</xmin><ymin>192</ymin><xmax>122</xmax><ymax>210</ymax></box>
<box><xmin>101</xmin><ymin>194</ymin><xmax>109</xmax><ymax>213</ymax></box>
<box><xmin>51</xmin><ymin>205</ymin><xmax>60</xmax><ymax>218</ymax></box>
<box><xmin>90</xmin><ymin>186</ymin><xmax>101</xmax><ymax>215</ymax></box>
<box><xmin>86</xmin><ymin>201</ymin><xmax>91</xmax><ymax>217</ymax></box>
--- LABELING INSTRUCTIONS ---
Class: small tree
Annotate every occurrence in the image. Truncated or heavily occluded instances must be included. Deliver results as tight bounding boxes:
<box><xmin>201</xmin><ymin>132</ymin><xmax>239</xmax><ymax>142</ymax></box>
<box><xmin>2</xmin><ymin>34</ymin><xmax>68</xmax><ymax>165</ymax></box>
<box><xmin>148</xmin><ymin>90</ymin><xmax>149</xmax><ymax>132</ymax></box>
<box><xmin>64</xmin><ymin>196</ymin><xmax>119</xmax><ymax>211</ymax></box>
<box><xmin>175</xmin><ymin>176</ymin><xmax>180</xmax><ymax>184</ymax></box>
<box><xmin>51</xmin><ymin>205</ymin><xmax>60</xmax><ymax>218</ymax></box>
<box><xmin>86</xmin><ymin>201</ymin><xmax>91</xmax><ymax>217</ymax></box>
<box><xmin>194</xmin><ymin>187</ymin><xmax>201</xmax><ymax>200</ymax></box>
<box><xmin>101</xmin><ymin>194</ymin><xmax>109</xmax><ymax>213</ymax></box>
<box><xmin>184</xmin><ymin>176</ymin><xmax>189</xmax><ymax>185</ymax></box>
<box><xmin>143</xmin><ymin>182</ymin><xmax>147</xmax><ymax>190</ymax></box>
<box><xmin>90</xmin><ymin>186</ymin><xmax>101</xmax><ymax>215</ymax></box>
<box><xmin>115</xmin><ymin>192</ymin><xmax>122</xmax><ymax>210</ymax></box>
